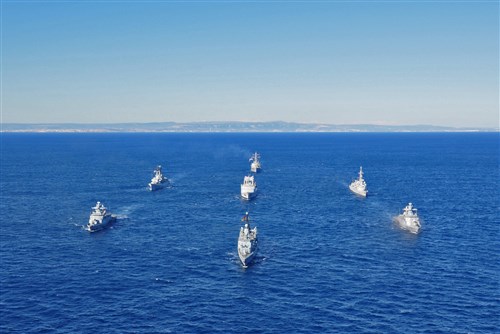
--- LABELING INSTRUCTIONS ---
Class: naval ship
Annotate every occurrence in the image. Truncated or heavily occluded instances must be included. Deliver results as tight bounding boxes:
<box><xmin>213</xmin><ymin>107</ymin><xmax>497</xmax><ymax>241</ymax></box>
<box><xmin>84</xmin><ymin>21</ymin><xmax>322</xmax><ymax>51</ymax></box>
<box><xmin>349</xmin><ymin>166</ymin><xmax>368</xmax><ymax>197</ymax></box>
<box><xmin>86</xmin><ymin>201</ymin><xmax>116</xmax><ymax>232</ymax></box>
<box><xmin>149</xmin><ymin>165</ymin><xmax>168</xmax><ymax>191</ymax></box>
<box><xmin>241</xmin><ymin>175</ymin><xmax>257</xmax><ymax>200</ymax></box>
<box><xmin>394</xmin><ymin>203</ymin><xmax>421</xmax><ymax>234</ymax></box>
<box><xmin>238</xmin><ymin>212</ymin><xmax>258</xmax><ymax>268</ymax></box>
<box><xmin>249</xmin><ymin>152</ymin><xmax>261</xmax><ymax>173</ymax></box>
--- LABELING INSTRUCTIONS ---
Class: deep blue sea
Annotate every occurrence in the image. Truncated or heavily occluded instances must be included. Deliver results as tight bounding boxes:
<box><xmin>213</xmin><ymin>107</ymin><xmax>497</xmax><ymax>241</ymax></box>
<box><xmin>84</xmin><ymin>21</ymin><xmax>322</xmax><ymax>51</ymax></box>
<box><xmin>1</xmin><ymin>133</ymin><xmax>499</xmax><ymax>333</ymax></box>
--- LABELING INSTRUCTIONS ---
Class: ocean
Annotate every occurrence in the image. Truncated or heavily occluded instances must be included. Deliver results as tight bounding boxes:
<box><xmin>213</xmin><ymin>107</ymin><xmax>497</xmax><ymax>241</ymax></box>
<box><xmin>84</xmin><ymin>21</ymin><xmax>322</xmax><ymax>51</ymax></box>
<box><xmin>1</xmin><ymin>133</ymin><xmax>499</xmax><ymax>333</ymax></box>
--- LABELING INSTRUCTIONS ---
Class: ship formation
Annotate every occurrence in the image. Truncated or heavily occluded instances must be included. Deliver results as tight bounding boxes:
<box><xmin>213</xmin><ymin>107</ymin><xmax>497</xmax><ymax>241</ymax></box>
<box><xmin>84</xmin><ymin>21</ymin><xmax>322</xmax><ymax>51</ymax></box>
<box><xmin>84</xmin><ymin>152</ymin><xmax>423</xmax><ymax>268</ymax></box>
<box><xmin>235</xmin><ymin>152</ymin><xmax>263</xmax><ymax>267</ymax></box>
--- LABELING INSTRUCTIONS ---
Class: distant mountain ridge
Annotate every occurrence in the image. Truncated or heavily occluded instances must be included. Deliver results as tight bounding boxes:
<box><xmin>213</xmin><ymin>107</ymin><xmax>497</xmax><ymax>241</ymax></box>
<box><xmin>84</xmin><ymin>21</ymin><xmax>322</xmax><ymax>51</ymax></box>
<box><xmin>1</xmin><ymin>121</ymin><xmax>497</xmax><ymax>133</ymax></box>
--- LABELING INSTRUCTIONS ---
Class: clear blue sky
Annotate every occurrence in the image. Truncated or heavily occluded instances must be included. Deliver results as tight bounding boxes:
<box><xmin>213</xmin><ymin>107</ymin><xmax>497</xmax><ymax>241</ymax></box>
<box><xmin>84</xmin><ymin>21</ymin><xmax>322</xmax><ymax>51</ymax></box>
<box><xmin>2</xmin><ymin>1</ymin><xmax>498</xmax><ymax>127</ymax></box>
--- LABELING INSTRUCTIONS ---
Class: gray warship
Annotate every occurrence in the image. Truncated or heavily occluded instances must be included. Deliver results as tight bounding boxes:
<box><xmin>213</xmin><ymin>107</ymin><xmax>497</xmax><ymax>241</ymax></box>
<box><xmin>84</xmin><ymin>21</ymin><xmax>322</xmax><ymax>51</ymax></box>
<box><xmin>349</xmin><ymin>166</ymin><xmax>368</xmax><ymax>197</ymax></box>
<box><xmin>240</xmin><ymin>175</ymin><xmax>257</xmax><ymax>200</ymax></box>
<box><xmin>394</xmin><ymin>203</ymin><xmax>421</xmax><ymax>234</ymax></box>
<box><xmin>86</xmin><ymin>201</ymin><xmax>116</xmax><ymax>232</ymax></box>
<box><xmin>238</xmin><ymin>212</ymin><xmax>258</xmax><ymax>268</ymax></box>
<box><xmin>249</xmin><ymin>152</ymin><xmax>262</xmax><ymax>173</ymax></box>
<box><xmin>149</xmin><ymin>165</ymin><xmax>168</xmax><ymax>191</ymax></box>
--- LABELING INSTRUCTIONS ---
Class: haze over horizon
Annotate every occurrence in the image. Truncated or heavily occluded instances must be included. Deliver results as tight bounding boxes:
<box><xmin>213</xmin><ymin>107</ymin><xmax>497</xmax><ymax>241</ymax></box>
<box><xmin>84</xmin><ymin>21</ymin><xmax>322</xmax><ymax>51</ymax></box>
<box><xmin>2</xmin><ymin>1</ymin><xmax>499</xmax><ymax>127</ymax></box>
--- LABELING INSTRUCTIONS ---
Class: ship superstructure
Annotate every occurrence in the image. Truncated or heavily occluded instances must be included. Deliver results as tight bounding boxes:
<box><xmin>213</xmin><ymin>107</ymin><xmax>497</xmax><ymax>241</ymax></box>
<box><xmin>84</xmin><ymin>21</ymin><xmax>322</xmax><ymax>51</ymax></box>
<box><xmin>241</xmin><ymin>175</ymin><xmax>257</xmax><ymax>200</ymax></box>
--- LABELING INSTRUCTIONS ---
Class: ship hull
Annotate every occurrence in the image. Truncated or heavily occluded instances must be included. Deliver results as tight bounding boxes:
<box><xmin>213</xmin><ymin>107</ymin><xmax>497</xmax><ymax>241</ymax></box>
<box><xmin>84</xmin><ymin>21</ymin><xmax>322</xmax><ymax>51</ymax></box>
<box><xmin>149</xmin><ymin>181</ymin><xmax>166</xmax><ymax>191</ymax></box>
<box><xmin>394</xmin><ymin>216</ymin><xmax>420</xmax><ymax>234</ymax></box>
<box><xmin>349</xmin><ymin>184</ymin><xmax>367</xmax><ymax>197</ymax></box>
<box><xmin>251</xmin><ymin>164</ymin><xmax>261</xmax><ymax>173</ymax></box>
<box><xmin>241</xmin><ymin>190</ymin><xmax>257</xmax><ymax>200</ymax></box>
<box><xmin>86</xmin><ymin>216</ymin><xmax>116</xmax><ymax>232</ymax></box>
<box><xmin>238</xmin><ymin>250</ymin><xmax>256</xmax><ymax>268</ymax></box>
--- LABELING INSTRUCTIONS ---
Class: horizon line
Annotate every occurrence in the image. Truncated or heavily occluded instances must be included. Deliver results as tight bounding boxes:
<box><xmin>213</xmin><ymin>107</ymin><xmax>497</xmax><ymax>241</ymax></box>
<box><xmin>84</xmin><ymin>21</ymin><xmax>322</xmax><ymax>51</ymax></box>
<box><xmin>1</xmin><ymin>120</ymin><xmax>498</xmax><ymax>129</ymax></box>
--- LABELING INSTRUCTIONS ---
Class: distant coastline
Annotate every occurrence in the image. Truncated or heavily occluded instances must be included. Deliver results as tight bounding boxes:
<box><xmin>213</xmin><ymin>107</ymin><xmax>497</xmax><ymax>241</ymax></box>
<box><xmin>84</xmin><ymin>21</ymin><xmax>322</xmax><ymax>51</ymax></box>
<box><xmin>1</xmin><ymin>121</ymin><xmax>498</xmax><ymax>133</ymax></box>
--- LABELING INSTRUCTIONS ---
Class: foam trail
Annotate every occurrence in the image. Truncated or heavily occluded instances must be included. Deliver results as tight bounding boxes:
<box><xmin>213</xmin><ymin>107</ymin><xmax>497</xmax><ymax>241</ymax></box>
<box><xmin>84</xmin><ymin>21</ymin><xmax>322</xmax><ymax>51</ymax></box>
<box><xmin>169</xmin><ymin>172</ymin><xmax>188</xmax><ymax>185</ymax></box>
<box><xmin>338</xmin><ymin>180</ymin><xmax>350</xmax><ymax>188</ymax></box>
<box><xmin>114</xmin><ymin>204</ymin><xmax>143</xmax><ymax>218</ymax></box>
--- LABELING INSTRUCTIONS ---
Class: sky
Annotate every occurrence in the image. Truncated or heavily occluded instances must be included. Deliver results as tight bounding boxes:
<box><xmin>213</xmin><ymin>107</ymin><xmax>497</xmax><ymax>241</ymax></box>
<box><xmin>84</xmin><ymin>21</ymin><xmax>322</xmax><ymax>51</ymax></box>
<box><xmin>1</xmin><ymin>0</ymin><xmax>499</xmax><ymax>127</ymax></box>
